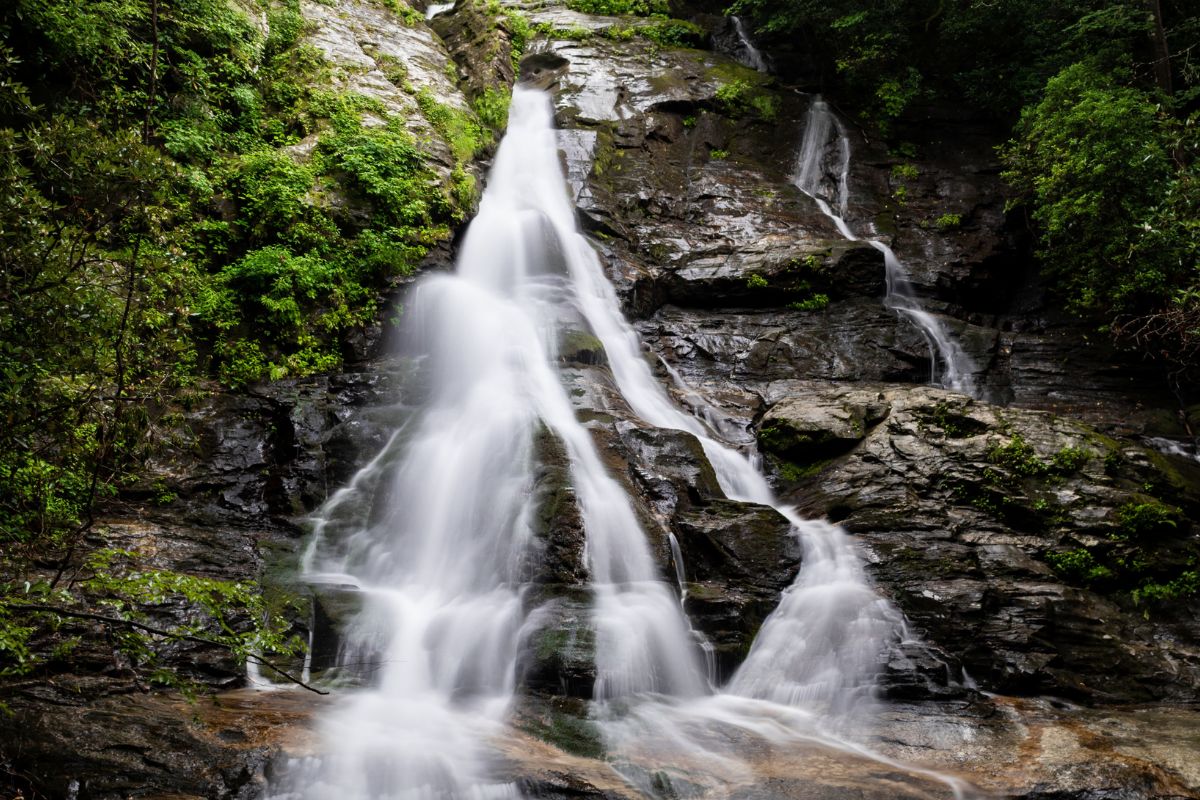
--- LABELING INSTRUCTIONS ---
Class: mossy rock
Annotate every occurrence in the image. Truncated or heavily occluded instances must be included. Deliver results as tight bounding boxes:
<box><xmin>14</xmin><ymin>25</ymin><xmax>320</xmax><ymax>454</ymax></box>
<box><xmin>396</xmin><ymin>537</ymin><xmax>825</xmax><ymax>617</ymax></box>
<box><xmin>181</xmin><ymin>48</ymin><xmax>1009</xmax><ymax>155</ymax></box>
<box><xmin>757</xmin><ymin>393</ymin><xmax>890</xmax><ymax>461</ymax></box>
<box><xmin>514</xmin><ymin>695</ymin><xmax>603</xmax><ymax>760</ymax></box>
<box><xmin>559</xmin><ymin>329</ymin><xmax>607</xmax><ymax>366</ymax></box>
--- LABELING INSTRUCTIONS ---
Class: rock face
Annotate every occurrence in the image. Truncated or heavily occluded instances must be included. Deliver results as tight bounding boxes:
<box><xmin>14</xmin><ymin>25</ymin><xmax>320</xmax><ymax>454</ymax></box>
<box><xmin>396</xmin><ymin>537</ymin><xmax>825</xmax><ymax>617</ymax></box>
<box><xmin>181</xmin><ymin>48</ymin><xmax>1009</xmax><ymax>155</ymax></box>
<box><xmin>759</xmin><ymin>384</ymin><xmax>1200</xmax><ymax>704</ymax></box>
<box><xmin>5</xmin><ymin>0</ymin><xmax>1200</xmax><ymax>798</ymax></box>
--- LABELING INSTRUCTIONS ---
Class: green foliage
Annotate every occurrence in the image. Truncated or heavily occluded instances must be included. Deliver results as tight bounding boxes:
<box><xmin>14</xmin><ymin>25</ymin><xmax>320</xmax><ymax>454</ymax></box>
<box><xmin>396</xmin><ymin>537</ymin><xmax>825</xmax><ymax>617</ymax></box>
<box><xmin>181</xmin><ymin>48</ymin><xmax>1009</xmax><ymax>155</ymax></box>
<box><xmin>0</xmin><ymin>549</ymin><xmax>304</xmax><ymax>681</ymax></box>
<box><xmin>1002</xmin><ymin>62</ymin><xmax>1200</xmax><ymax>377</ymax></box>
<box><xmin>788</xmin><ymin>293</ymin><xmax>830</xmax><ymax>311</ymax></box>
<box><xmin>639</xmin><ymin>19</ymin><xmax>706</xmax><ymax>48</ymax></box>
<box><xmin>1115</xmin><ymin>500</ymin><xmax>1182</xmax><ymax>540</ymax></box>
<box><xmin>473</xmin><ymin>87</ymin><xmax>511</xmax><ymax>132</ymax></box>
<box><xmin>745</xmin><ymin>272</ymin><xmax>769</xmax><ymax>288</ymax></box>
<box><xmin>0</xmin><ymin>0</ymin><xmax>477</xmax><ymax>688</ymax></box>
<box><xmin>749</xmin><ymin>94</ymin><xmax>779</xmax><ymax>121</ymax></box>
<box><xmin>503</xmin><ymin>9</ymin><xmax>533</xmax><ymax>69</ymax></box>
<box><xmin>416</xmin><ymin>88</ymin><xmax>491</xmax><ymax>164</ymax></box>
<box><xmin>565</xmin><ymin>0</ymin><xmax>667</xmax><ymax>16</ymax></box>
<box><xmin>988</xmin><ymin>434</ymin><xmax>1054</xmax><ymax>478</ymax></box>
<box><xmin>1045</xmin><ymin>548</ymin><xmax>1114</xmax><ymax>584</ymax></box>
<box><xmin>933</xmin><ymin>213</ymin><xmax>962</xmax><ymax>230</ymax></box>
<box><xmin>1002</xmin><ymin>64</ymin><xmax>1178</xmax><ymax>312</ymax></box>
<box><xmin>1053</xmin><ymin>446</ymin><xmax>1091</xmax><ymax>473</ymax></box>
<box><xmin>1132</xmin><ymin>571</ymin><xmax>1199</xmax><ymax>605</ymax></box>
<box><xmin>709</xmin><ymin>148</ymin><xmax>730</xmax><ymax>160</ymax></box>
<box><xmin>715</xmin><ymin>79</ymin><xmax>752</xmax><ymax>113</ymax></box>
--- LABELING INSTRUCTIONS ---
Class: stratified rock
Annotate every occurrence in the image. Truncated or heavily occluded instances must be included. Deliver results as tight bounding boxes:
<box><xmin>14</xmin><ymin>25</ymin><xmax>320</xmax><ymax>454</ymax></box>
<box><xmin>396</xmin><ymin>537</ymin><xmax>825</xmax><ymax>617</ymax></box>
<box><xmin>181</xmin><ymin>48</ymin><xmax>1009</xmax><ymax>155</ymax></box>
<box><xmin>771</xmin><ymin>383</ymin><xmax>1200</xmax><ymax>704</ymax></box>
<box><xmin>758</xmin><ymin>389</ymin><xmax>891</xmax><ymax>461</ymax></box>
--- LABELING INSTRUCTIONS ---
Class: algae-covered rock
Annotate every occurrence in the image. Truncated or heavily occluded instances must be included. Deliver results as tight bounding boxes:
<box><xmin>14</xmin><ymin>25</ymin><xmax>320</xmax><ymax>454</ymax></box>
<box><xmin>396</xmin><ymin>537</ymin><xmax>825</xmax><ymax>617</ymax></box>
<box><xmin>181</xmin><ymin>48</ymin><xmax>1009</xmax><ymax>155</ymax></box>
<box><xmin>757</xmin><ymin>389</ymin><xmax>891</xmax><ymax>462</ymax></box>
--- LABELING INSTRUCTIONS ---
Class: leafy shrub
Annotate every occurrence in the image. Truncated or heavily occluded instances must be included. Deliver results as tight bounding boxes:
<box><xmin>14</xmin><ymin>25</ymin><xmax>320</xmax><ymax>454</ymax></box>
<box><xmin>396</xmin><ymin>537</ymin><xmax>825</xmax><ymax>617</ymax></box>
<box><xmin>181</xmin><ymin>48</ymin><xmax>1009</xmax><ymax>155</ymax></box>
<box><xmin>640</xmin><ymin>19</ymin><xmax>705</xmax><ymax>48</ymax></box>
<box><xmin>788</xmin><ymin>293</ymin><xmax>830</xmax><ymax>311</ymax></box>
<box><xmin>415</xmin><ymin>87</ymin><xmax>490</xmax><ymax>163</ymax></box>
<box><xmin>1115</xmin><ymin>500</ymin><xmax>1181</xmax><ymax>540</ymax></box>
<box><xmin>1045</xmin><ymin>548</ymin><xmax>1114</xmax><ymax>584</ymax></box>
<box><xmin>473</xmin><ymin>87</ymin><xmax>511</xmax><ymax>131</ymax></box>
<box><xmin>565</xmin><ymin>0</ymin><xmax>667</xmax><ymax>16</ymax></box>
<box><xmin>988</xmin><ymin>434</ymin><xmax>1053</xmax><ymax>478</ymax></box>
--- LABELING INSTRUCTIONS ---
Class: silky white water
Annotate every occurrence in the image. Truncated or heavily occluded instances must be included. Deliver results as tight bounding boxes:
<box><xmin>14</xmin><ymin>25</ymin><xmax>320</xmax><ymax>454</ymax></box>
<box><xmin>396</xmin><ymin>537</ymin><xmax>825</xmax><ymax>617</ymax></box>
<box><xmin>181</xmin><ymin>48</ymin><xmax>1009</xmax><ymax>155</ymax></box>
<box><xmin>491</xmin><ymin>89</ymin><xmax>968</xmax><ymax>796</ymax></box>
<box><xmin>266</xmin><ymin>85</ymin><xmax>973</xmax><ymax>800</ymax></box>
<box><xmin>794</xmin><ymin>97</ymin><xmax>978</xmax><ymax>396</ymax></box>
<box><xmin>730</xmin><ymin>16</ymin><xmax>769</xmax><ymax>73</ymax></box>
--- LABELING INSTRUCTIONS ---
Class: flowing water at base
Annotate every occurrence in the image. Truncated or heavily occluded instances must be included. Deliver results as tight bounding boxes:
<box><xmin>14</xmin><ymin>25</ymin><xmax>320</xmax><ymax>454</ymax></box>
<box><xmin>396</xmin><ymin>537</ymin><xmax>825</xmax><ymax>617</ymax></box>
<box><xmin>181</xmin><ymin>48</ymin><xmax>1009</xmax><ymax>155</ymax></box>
<box><xmin>265</xmin><ymin>87</ymin><xmax>976</xmax><ymax>800</ymax></box>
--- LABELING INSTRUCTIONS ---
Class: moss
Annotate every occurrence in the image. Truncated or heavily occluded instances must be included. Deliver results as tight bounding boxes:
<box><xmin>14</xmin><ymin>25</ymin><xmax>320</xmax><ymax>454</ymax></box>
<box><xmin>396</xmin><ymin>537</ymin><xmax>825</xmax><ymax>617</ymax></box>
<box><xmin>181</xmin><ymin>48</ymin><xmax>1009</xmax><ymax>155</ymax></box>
<box><xmin>776</xmin><ymin>458</ymin><xmax>832</xmax><ymax>482</ymax></box>
<box><xmin>415</xmin><ymin>87</ymin><xmax>491</xmax><ymax>164</ymax></box>
<box><xmin>517</xmin><ymin>700</ymin><xmax>603</xmax><ymax>760</ymax></box>
<box><xmin>915</xmin><ymin>402</ymin><xmax>989</xmax><ymax>438</ymax></box>
<box><xmin>559</xmin><ymin>330</ymin><xmax>606</xmax><ymax>365</ymax></box>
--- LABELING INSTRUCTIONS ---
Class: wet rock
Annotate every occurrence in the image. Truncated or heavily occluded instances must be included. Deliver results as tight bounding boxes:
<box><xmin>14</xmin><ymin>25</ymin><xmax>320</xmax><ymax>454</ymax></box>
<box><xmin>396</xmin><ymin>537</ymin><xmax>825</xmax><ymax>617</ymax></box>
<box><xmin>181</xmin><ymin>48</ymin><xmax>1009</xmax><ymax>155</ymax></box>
<box><xmin>519</xmin><ymin>429</ymin><xmax>596</xmax><ymax>698</ymax></box>
<box><xmin>520</xmin><ymin>593</ymin><xmax>597</xmax><ymax>699</ymax></box>
<box><xmin>758</xmin><ymin>389</ymin><xmax>891</xmax><ymax>461</ymax></box>
<box><xmin>637</xmin><ymin>301</ymin><xmax>935</xmax><ymax>392</ymax></box>
<box><xmin>302</xmin><ymin>0</ymin><xmax>475</xmax><ymax>177</ymax></box>
<box><xmin>674</xmin><ymin>500</ymin><xmax>800</xmax><ymax>675</ymax></box>
<box><xmin>1</xmin><ymin>688</ymin><xmax>322</xmax><ymax>800</ymax></box>
<box><xmin>877</xmin><ymin>697</ymin><xmax>1200</xmax><ymax>799</ymax></box>
<box><xmin>429</xmin><ymin>0</ymin><xmax>516</xmax><ymax>99</ymax></box>
<box><xmin>776</xmin><ymin>383</ymin><xmax>1200</xmax><ymax>703</ymax></box>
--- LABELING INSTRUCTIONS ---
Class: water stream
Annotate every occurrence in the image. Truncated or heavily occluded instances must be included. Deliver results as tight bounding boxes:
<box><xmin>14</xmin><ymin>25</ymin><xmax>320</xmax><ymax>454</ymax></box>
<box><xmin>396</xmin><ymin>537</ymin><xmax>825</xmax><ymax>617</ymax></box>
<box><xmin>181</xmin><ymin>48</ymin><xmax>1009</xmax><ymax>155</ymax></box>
<box><xmin>793</xmin><ymin>97</ymin><xmax>978</xmax><ymax>396</ymax></box>
<box><xmin>730</xmin><ymin>16</ymin><xmax>769</xmax><ymax>73</ymax></box>
<box><xmin>425</xmin><ymin>1</ymin><xmax>455</xmax><ymax>19</ymax></box>
<box><xmin>266</xmin><ymin>86</ymin><xmax>973</xmax><ymax>799</ymax></box>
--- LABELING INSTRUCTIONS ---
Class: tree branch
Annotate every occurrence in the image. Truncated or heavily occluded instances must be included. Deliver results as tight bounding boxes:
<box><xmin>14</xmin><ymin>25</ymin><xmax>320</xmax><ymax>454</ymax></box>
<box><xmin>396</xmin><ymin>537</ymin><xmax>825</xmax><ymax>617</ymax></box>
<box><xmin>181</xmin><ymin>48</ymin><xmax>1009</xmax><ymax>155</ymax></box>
<box><xmin>4</xmin><ymin>603</ymin><xmax>329</xmax><ymax>695</ymax></box>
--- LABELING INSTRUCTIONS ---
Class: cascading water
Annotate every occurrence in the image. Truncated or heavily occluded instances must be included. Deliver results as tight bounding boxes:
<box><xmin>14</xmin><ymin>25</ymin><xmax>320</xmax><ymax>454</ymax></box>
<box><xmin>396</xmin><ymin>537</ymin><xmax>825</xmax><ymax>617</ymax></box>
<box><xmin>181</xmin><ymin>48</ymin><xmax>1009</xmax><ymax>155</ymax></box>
<box><xmin>268</xmin><ymin>84</ymin><xmax>974</xmax><ymax>800</ymax></box>
<box><xmin>794</xmin><ymin>97</ymin><xmax>978</xmax><ymax>396</ymax></box>
<box><xmin>475</xmin><ymin>89</ymin><xmax>967</xmax><ymax>796</ymax></box>
<box><xmin>730</xmin><ymin>16</ymin><xmax>769</xmax><ymax>73</ymax></box>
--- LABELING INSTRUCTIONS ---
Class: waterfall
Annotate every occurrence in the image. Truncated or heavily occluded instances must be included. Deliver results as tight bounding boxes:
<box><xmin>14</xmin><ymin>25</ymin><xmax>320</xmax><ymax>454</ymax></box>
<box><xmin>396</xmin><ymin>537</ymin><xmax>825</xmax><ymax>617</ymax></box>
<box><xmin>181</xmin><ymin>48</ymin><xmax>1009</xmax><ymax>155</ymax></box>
<box><xmin>267</xmin><ymin>85</ymin><xmax>973</xmax><ymax>800</ymax></box>
<box><xmin>794</xmin><ymin>97</ymin><xmax>978</xmax><ymax>396</ymax></box>
<box><xmin>424</xmin><ymin>1</ymin><xmax>455</xmax><ymax>20</ymax></box>
<box><xmin>730</xmin><ymin>16</ymin><xmax>769</xmax><ymax>73</ymax></box>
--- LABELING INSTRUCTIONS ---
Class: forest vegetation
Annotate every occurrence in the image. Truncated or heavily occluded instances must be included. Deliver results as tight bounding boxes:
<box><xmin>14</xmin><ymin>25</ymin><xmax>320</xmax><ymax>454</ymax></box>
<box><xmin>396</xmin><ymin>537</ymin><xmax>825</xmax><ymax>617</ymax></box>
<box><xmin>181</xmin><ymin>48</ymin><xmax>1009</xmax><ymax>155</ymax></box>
<box><xmin>0</xmin><ymin>0</ymin><xmax>1196</xmax><ymax>687</ymax></box>
<box><xmin>730</xmin><ymin>0</ymin><xmax>1200</xmax><ymax>389</ymax></box>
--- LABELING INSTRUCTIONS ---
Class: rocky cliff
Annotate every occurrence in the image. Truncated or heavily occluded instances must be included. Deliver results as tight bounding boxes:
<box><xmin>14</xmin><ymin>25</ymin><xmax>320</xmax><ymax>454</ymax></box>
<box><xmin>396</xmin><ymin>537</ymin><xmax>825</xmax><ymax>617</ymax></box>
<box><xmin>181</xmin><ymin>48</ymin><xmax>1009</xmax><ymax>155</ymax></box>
<box><xmin>3</xmin><ymin>0</ymin><xmax>1199</xmax><ymax>798</ymax></box>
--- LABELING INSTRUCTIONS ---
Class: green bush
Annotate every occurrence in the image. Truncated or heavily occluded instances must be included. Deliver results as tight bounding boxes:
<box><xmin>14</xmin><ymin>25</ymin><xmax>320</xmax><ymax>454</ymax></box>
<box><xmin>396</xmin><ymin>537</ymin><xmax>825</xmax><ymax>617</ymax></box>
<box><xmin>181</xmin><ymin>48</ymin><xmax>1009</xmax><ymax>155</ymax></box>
<box><xmin>788</xmin><ymin>293</ymin><xmax>830</xmax><ymax>311</ymax></box>
<box><xmin>565</xmin><ymin>0</ymin><xmax>667</xmax><ymax>16</ymax></box>
<box><xmin>1045</xmin><ymin>548</ymin><xmax>1114</xmax><ymax>584</ymax></box>
<box><xmin>640</xmin><ymin>19</ymin><xmax>706</xmax><ymax>48</ymax></box>
<box><xmin>1115</xmin><ymin>500</ymin><xmax>1181</xmax><ymax>540</ymax></box>
<box><xmin>473</xmin><ymin>87</ymin><xmax>511</xmax><ymax>132</ymax></box>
